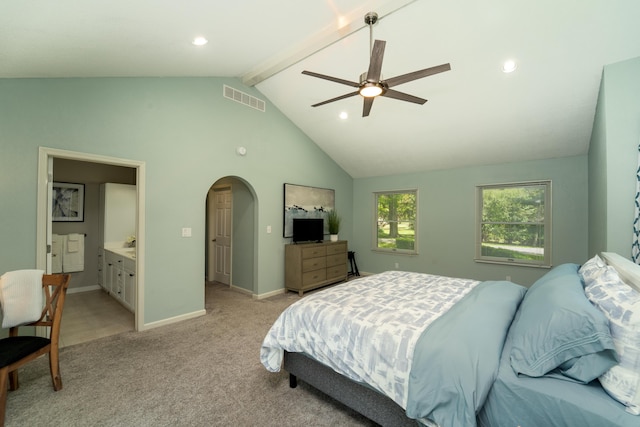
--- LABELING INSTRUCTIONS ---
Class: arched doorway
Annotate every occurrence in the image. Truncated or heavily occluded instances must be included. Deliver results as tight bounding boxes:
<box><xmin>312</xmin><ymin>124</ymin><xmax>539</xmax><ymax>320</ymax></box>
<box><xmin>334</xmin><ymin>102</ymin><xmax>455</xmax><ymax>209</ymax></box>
<box><xmin>205</xmin><ymin>176</ymin><xmax>257</xmax><ymax>294</ymax></box>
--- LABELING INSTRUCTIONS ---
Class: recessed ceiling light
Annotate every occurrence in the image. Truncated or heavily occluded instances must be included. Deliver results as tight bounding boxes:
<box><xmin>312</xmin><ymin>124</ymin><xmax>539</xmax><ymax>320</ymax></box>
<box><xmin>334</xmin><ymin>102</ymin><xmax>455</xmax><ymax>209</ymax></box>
<box><xmin>502</xmin><ymin>59</ymin><xmax>517</xmax><ymax>73</ymax></box>
<box><xmin>339</xmin><ymin>111</ymin><xmax>348</xmax><ymax>120</ymax></box>
<box><xmin>192</xmin><ymin>36</ymin><xmax>208</xmax><ymax>46</ymax></box>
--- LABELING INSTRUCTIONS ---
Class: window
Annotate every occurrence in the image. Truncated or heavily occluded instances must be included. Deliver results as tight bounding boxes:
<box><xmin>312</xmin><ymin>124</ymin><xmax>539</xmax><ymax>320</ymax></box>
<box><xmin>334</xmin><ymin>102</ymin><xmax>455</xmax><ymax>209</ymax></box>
<box><xmin>476</xmin><ymin>181</ymin><xmax>551</xmax><ymax>267</ymax></box>
<box><xmin>374</xmin><ymin>190</ymin><xmax>417</xmax><ymax>253</ymax></box>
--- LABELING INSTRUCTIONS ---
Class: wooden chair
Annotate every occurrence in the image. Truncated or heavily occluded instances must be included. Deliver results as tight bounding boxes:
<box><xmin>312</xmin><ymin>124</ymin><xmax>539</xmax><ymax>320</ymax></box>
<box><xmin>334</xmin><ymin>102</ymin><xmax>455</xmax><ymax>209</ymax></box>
<box><xmin>0</xmin><ymin>273</ymin><xmax>71</xmax><ymax>426</ymax></box>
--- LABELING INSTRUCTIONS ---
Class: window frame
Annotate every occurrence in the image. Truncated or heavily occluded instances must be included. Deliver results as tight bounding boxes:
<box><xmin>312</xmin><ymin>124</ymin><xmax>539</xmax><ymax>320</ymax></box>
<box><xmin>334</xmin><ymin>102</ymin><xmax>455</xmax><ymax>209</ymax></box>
<box><xmin>475</xmin><ymin>180</ymin><xmax>552</xmax><ymax>267</ymax></box>
<box><xmin>373</xmin><ymin>189</ymin><xmax>418</xmax><ymax>255</ymax></box>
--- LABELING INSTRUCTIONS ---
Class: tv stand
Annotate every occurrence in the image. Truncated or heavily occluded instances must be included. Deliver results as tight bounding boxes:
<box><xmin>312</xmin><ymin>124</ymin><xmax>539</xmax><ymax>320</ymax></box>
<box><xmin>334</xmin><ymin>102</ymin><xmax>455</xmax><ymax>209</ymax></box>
<box><xmin>285</xmin><ymin>240</ymin><xmax>348</xmax><ymax>296</ymax></box>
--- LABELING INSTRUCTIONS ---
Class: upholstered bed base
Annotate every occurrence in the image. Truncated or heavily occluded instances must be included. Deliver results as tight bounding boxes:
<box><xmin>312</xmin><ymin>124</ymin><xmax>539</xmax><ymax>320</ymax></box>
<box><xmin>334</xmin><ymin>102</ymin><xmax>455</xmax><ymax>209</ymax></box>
<box><xmin>284</xmin><ymin>351</ymin><xmax>419</xmax><ymax>427</ymax></box>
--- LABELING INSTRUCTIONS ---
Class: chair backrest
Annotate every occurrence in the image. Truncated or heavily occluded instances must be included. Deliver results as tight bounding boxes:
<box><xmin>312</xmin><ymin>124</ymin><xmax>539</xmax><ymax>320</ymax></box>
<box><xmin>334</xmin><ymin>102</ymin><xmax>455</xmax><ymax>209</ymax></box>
<box><xmin>9</xmin><ymin>274</ymin><xmax>71</xmax><ymax>340</ymax></box>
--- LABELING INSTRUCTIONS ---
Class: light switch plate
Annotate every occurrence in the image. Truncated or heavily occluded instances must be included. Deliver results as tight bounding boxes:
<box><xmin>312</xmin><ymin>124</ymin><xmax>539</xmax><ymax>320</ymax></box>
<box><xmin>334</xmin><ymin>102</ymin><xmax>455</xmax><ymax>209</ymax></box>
<box><xmin>181</xmin><ymin>227</ymin><xmax>192</xmax><ymax>237</ymax></box>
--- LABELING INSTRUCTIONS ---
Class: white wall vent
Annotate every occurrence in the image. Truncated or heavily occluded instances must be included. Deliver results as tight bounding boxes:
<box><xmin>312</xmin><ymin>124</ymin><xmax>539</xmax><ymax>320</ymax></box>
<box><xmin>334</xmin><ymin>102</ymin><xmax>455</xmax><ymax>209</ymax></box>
<box><xmin>223</xmin><ymin>84</ymin><xmax>266</xmax><ymax>112</ymax></box>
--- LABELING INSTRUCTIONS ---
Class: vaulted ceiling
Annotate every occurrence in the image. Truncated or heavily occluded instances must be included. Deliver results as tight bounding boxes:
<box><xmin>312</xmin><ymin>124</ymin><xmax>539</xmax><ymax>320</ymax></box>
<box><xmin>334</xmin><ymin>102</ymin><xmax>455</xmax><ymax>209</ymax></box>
<box><xmin>2</xmin><ymin>1</ymin><xmax>639</xmax><ymax>178</ymax></box>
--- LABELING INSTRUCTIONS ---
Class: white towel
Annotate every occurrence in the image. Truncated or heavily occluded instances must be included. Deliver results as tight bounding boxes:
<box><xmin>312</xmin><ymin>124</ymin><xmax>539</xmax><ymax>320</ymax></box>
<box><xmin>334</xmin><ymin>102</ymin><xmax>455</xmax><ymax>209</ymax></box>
<box><xmin>62</xmin><ymin>233</ymin><xmax>85</xmax><ymax>273</ymax></box>
<box><xmin>51</xmin><ymin>234</ymin><xmax>63</xmax><ymax>274</ymax></box>
<box><xmin>0</xmin><ymin>269</ymin><xmax>44</xmax><ymax>328</ymax></box>
<box><xmin>66</xmin><ymin>233</ymin><xmax>80</xmax><ymax>252</ymax></box>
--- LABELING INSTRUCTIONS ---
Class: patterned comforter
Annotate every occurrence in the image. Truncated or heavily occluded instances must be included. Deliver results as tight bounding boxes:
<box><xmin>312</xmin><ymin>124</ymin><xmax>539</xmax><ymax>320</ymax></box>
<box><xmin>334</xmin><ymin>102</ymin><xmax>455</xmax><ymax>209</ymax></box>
<box><xmin>260</xmin><ymin>270</ymin><xmax>480</xmax><ymax>409</ymax></box>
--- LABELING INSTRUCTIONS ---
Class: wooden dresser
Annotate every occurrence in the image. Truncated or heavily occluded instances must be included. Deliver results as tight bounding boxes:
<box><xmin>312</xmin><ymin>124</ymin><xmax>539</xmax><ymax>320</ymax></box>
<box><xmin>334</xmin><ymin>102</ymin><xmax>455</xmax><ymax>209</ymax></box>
<box><xmin>285</xmin><ymin>240</ymin><xmax>348</xmax><ymax>296</ymax></box>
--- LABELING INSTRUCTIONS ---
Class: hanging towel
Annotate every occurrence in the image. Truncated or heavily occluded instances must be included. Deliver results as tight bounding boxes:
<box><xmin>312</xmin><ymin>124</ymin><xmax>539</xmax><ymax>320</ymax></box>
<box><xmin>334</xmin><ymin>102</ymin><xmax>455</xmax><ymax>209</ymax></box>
<box><xmin>0</xmin><ymin>269</ymin><xmax>44</xmax><ymax>328</ymax></box>
<box><xmin>63</xmin><ymin>233</ymin><xmax>85</xmax><ymax>273</ymax></box>
<box><xmin>66</xmin><ymin>233</ymin><xmax>80</xmax><ymax>252</ymax></box>
<box><xmin>51</xmin><ymin>234</ymin><xmax>63</xmax><ymax>274</ymax></box>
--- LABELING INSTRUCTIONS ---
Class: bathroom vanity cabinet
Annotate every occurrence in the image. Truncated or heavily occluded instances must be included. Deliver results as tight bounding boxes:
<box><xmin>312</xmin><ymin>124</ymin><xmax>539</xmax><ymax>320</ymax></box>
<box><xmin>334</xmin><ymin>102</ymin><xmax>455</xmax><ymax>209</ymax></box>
<box><xmin>98</xmin><ymin>183</ymin><xmax>137</xmax><ymax>312</ymax></box>
<box><xmin>102</xmin><ymin>248</ymin><xmax>136</xmax><ymax>312</ymax></box>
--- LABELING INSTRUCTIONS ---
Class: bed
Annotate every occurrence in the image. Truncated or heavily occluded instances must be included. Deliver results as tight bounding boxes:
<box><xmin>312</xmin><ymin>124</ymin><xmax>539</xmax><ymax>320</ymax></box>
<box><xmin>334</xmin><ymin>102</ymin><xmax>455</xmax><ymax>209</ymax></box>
<box><xmin>261</xmin><ymin>252</ymin><xmax>640</xmax><ymax>426</ymax></box>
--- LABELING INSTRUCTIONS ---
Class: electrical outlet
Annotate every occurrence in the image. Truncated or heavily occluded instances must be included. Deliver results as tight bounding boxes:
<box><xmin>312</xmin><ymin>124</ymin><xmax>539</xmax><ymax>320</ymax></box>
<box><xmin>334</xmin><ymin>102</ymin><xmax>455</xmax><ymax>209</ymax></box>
<box><xmin>395</xmin><ymin>262</ymin><xmax>399</xmax><ymax>269</ymax></box>
<box><xmin>506</xmin><ymin>275</ymin><xmax>512</xmax><ymax>281</ymax></box>
<box><xmin>181</xmin><ymin>227</ymin><xmax>192</xmax><ymax>237</ymax></box>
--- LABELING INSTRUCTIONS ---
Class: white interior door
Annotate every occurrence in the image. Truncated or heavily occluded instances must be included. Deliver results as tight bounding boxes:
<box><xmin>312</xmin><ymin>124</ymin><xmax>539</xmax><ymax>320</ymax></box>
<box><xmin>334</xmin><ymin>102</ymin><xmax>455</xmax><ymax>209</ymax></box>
<box><xmin>213</xmin><ymin>188</ymin><xmax>232</xmax><ymax>285</ymax></box>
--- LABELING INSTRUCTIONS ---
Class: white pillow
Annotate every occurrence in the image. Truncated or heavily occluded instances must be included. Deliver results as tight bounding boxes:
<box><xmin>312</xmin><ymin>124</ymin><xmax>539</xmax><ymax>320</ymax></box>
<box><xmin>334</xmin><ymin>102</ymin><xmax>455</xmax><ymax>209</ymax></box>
<box><xmin>578</xmin><ymin>254</ymin><xmax>607</xmax><ymax>283</ymax></box>
<box><xmin>581</xmin><ymin>260</ymin><xmax>640</xmax><ymax>415</ymax></box>
<box><xmin>0</xmin><ymin>269</ymin><xmax>44</xmax><ymax>328</ymax></box>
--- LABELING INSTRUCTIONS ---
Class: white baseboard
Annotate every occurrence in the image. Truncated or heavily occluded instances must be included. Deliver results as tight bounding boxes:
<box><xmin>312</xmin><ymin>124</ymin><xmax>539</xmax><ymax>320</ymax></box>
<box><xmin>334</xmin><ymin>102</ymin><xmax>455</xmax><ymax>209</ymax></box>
<box><xmin>66</xmin><ymin>285</ymin><xmax>102</xmax><ymax>294</ymax></box>
<box><xmin>230</xmin><ymin>284</ymin><xmax>253</xmax><ymax>296</ymax></box>
<box><xmin>254</xmin><ymin>288</ymin><xmax>285</xmax><ymax>300</ymax></box>
<box><xmin>141</xmin><ymin>309</ymin><xmax>207</xmax><ymax>331</ymax></box>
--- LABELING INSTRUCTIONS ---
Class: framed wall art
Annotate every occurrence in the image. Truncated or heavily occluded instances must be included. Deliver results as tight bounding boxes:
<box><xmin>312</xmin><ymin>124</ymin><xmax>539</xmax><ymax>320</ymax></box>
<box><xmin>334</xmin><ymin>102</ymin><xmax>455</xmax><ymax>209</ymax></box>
<box><xmin>52</xmin><ymin>182</ymin><xmax>85</xmax><ymax>222</ymax></box>
<box><xmin>283</xmin><ymin>183</ymin><xmax>335</xmax><ymax>238</ymax></box>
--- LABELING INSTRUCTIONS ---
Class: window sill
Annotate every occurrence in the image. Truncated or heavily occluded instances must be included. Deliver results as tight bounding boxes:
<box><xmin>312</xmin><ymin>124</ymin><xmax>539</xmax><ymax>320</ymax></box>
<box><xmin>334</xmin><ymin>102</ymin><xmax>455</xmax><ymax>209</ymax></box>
<box><xmin>474</xmin><ymin>258</ymin><xmax>551</xmax><ymax>268</ymax></box>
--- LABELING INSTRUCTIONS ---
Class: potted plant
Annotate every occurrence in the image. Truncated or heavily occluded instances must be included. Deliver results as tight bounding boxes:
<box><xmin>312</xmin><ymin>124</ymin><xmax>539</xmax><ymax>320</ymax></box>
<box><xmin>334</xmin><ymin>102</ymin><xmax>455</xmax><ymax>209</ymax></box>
<box><xmin>327</xmin><ymin>209</ymin><xmax>341</xmax><ymax>241</ymax></box>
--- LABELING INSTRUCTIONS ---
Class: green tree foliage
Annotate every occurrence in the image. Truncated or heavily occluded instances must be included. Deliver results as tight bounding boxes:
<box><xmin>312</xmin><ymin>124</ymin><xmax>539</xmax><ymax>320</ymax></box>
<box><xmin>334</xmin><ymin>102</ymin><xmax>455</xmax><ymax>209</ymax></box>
<box><xmin>481</xmin><ymin>186</ymin><xmax>545</xmax><ymax>247</ymax></box>
<box><xmin>377</xmin><ymin>192</ymin><xmax>416</xmax><ymax>238</ymax></box>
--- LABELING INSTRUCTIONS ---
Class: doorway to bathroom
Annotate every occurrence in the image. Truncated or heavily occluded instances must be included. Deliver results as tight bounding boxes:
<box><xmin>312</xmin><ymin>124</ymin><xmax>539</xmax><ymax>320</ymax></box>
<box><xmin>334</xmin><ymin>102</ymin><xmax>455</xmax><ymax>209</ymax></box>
<box><xmin>36</xmin><ymin>147</ymin><xmax>145</xmax><ymax>339</ymax></box>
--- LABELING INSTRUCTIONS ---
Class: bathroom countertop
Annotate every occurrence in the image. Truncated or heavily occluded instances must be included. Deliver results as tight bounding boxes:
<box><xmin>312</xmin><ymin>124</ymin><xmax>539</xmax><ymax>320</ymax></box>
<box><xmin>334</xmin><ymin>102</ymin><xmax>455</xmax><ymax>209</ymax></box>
<box><xmin>105</xmin><ymin>247</ymin><xmax>136</xmax><ymax>260</ymax></box>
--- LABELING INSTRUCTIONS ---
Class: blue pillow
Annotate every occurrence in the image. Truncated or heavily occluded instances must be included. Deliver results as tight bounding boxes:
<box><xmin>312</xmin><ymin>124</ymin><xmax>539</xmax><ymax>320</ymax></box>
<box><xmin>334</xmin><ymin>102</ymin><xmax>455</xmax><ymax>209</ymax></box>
<box><xmin>509</xmin><ymin>263</ymin><xmax>618</xmax><ymax>383</ymax></box>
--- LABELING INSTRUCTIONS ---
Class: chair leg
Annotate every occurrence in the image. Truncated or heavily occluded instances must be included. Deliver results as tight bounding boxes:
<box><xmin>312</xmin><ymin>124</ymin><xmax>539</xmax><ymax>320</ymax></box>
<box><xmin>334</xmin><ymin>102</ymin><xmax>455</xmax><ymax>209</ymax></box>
<box><xmin>7</xmin><ymin>370</ymin><xmax>17</xmax><ymax>392</ymax></box>
<box><xmin>49</xmin><ymin>350</ymin><xmax>63</xmax><ymax>391</ymax></box>
<box><xmin>0</xmin><ymin>369</ymin><xmax>8</xmax><ymax>427</ymax></box>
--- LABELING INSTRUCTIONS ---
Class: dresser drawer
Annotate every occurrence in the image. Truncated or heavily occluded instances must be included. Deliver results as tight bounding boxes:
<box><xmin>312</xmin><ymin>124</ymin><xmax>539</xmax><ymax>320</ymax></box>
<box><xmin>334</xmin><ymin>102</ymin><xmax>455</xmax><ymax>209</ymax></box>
<box><xmin>327</xmin><ymin>264</ymin><xmax>347</xmax><ymax>280</ymax></box>
<box><xmin>326</xmin><ymin>253</ymin><xmax>346</xmax><ymax>268</ymax></box>
<box><xmin>302</xmin><ymin>256</ymin><xmax>326</xmax><ymax>272</ymax></box>
<box><xmin>302</xmin><ymin>245</ymin><xmax>327</xmax><ymax>259</ymax></box>
<box><xmin>302</xmin><ymin>269</ymin><xmax>327</xmax><ymax>286</ymax></box>
<box><xmin>326</xmin><ymin>243</ymin><xmax>347</xmax><ymax>256</ymax></box>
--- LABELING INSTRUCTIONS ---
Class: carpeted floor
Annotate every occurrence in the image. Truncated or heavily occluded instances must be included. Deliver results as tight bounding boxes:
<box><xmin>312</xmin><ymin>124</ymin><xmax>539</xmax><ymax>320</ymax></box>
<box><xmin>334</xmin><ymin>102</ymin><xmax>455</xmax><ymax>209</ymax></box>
<box><xmin>5</xmin><ymin>282</ymin><xmax>376</xmax><ymax>426</ymax></box>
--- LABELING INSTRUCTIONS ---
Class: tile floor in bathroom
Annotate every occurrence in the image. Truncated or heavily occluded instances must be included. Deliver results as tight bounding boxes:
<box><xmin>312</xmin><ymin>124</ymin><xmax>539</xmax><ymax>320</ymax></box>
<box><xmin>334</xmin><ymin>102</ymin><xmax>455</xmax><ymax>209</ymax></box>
<box><xmin>60</xmin><ymin>289</ymin><xmax>134</xmax><ymax>348</ymax></box>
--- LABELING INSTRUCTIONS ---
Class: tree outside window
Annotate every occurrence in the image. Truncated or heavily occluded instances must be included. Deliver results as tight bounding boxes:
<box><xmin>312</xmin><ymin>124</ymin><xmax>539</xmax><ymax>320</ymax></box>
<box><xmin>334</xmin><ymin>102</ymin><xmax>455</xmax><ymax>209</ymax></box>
<box><xmin>476</xmin><ymin>181</ymin><xmax>551</xmax><ymax>267</ymax></box>
<box><xmin>374</xmin><ymin>190</ymin><xmax>417</xmax><ymax>253</ymax></box>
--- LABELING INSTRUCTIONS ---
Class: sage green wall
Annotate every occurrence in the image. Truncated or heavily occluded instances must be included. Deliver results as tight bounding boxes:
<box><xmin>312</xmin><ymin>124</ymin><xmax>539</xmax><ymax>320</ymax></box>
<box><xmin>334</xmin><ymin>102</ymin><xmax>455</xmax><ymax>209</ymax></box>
<box><xmin>231</xmin><ymin>178</ymin><xmax>255</xmax><ymax>292</ymax></box>
<box><xmin>0</xmin><ymin>77</ymin><xmax>353</xmax><ymax>326</ymax></box>
<box><xmin>352</xmin><ymin>156</ymin><xmax>588</xmax><ymax>287</ymax></box>
<box><xmin>588</xmin><ymin>77</ymin><xmax>608</xmax><ymax>257</ymax></box>
<box><xmin>588</xmin><ymin>56</ymin><xmax>640</xmax><ymax>257</ymax></box>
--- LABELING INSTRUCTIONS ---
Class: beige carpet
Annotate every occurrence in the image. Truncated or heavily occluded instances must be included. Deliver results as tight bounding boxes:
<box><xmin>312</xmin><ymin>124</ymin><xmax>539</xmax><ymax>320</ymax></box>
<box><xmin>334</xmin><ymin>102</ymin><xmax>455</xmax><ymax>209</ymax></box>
<box><xmin>5</xmin><ymin>282</ymin><xmax>375</xmax><ymax>427</ymax></box>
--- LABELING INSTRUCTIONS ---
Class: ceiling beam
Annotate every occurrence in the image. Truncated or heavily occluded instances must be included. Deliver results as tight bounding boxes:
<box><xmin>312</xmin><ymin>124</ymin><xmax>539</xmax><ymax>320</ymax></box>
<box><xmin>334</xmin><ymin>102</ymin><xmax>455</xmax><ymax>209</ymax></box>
<box><xmin>241</xmin><ymin>0</ymin><xmax>418</xmax><ymax>87</ymax></box>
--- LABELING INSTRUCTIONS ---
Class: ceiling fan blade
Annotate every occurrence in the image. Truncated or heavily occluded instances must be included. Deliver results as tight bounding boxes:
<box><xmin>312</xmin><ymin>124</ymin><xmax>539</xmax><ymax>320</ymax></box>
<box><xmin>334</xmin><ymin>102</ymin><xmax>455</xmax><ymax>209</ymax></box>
<box><xmin>366</xmin><ymin>40</ymin><xmax>386</xmax><ymax>82</ymax></box>
<box><xmin>382</xmin><ymin>89</ymin><xmax>427</xmax><ymax>105</ymax></box>
<box><xmin>311</xmin><ymin>91</ymin><xmax>360</xmax><ymax>107</ymax></box>
<box><xmin>384</xmin><ymin>63</ymin><xmax>451</xmax><ymax>88</ymax></box>
<box><xmin>302</xmin><ymin>71</ymin><xmax>360</xmax><ymax>88</ymax></box>
<box><xmin>362</xmin><ymin>97</ymin><xmax>375</xmax><ymax>117</ymax></box>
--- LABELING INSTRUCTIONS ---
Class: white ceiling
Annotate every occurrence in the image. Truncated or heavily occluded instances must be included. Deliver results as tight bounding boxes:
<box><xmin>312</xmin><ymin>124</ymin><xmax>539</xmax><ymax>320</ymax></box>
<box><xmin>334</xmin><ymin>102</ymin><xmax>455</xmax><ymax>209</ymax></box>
<box><xmin>2</xmin><ymin>0</ymin><xmax>639</xmax><ymax>178</ymax></box>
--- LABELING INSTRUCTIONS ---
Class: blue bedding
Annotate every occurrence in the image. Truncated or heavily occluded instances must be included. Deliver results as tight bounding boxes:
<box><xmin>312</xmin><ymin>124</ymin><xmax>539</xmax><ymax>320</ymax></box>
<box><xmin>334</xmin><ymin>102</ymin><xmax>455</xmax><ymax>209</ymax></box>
<box><xmin>407</xmin><ymin>281</ymin><xmax>526</xmax><ymax>426</ymax></box>
<box><xmin>477</xmin><ymin>334</ymin><xmax>639</xmax><ymax>427</ymax></box>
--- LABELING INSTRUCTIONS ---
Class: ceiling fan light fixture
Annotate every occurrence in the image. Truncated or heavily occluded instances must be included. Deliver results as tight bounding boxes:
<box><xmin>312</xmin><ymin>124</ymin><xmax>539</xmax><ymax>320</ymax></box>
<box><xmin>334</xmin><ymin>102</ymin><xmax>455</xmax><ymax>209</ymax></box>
<box><xmin>359</xmin><ymin>83</ymin><xmax>383</xmax><ymax>97</ymax></box>
<box><xmin>302</xmin><ymin>11</ymin><xmax>451</xmax><ymax>116</ymax></box>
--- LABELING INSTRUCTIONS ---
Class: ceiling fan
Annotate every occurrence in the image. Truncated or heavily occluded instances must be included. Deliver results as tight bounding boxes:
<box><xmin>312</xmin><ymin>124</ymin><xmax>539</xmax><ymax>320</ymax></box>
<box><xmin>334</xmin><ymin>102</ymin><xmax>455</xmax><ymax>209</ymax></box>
<box><xmin>302</xmin><ymin>12</ymin><xmax>451</xmax><ymax>117</ymax></box>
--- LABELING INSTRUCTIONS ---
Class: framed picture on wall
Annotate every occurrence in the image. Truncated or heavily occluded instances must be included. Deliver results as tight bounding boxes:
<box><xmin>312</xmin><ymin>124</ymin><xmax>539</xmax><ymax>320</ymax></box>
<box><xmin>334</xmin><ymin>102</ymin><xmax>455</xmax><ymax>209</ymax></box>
<box><xmin>283</xmin><ymin>183</ymin><xmax>335</xmax><ymax>237</ymax></box>
<box><xmin>52</xmin><ymin>182</ymin><xmax>85</xmax><ymax>222</ymax></box>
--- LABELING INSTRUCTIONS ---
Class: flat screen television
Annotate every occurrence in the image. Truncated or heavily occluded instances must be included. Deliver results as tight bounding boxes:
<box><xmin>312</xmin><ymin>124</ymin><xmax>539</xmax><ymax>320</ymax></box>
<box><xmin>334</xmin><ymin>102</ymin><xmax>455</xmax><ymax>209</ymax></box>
<box><xmin>292</xmin><ymin>218</ymin><xmax>324</xmax><ymax>243</ymax></box>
